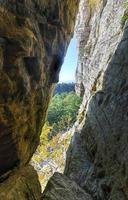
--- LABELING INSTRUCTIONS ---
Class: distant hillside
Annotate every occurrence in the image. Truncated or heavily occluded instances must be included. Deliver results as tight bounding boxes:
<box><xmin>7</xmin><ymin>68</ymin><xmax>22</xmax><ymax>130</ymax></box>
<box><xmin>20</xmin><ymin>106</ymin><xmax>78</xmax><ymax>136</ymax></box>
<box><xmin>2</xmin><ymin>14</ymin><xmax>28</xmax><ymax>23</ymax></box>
<box><xmin>54</xmin><ymin>83</ymin><xmax>75</xmax><ymax>95</ymax></box>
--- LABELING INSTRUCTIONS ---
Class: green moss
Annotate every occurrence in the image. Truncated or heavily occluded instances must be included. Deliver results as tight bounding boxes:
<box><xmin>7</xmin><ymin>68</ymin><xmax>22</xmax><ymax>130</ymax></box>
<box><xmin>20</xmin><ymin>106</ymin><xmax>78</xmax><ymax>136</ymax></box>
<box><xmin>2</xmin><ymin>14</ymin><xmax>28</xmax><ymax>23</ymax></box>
<box><xmin>121</xmin><ymin>14</ymin><xmax>128</xmax><ymax>27</ymax></box>
<box><xmin>121</xmin><ymin>1</ymin><xmax>128</xmax><ymax>27</ymax></box>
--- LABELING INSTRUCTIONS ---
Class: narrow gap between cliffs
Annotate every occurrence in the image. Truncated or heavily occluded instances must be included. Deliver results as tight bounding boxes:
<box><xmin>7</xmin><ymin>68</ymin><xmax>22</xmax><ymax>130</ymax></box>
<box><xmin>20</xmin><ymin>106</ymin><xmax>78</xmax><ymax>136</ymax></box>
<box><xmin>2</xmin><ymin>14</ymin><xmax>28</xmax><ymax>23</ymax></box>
<box><xmin>31</xmin><ymin>36</ymin><xmax>82</xmax><ymax>192</ymax></box>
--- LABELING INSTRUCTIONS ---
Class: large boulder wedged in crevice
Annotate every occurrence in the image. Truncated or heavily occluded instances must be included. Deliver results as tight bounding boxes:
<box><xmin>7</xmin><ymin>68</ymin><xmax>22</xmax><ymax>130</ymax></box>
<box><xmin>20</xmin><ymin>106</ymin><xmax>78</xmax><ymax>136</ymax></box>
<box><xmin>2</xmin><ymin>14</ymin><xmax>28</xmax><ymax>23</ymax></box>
<box><xmin>42</xmin><ymin>172</ymin><xmax>92</xmax><ymax>200</ymax></box>
<box><xmin>0</xmin><ymin>165</ymin><xmax>41</xmax><ymax>199</ymax></box>
<box><xmin>0</xmin><ymin>0</ymin><xmax>79</xmax><ymax>198</ymax></box>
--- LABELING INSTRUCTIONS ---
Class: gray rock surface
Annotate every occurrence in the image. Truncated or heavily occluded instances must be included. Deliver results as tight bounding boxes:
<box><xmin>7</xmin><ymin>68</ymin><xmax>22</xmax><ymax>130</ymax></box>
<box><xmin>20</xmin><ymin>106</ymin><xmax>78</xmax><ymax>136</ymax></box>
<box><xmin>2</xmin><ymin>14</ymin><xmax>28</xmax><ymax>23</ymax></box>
<box><xmin>65</xmin><ymin>10</ymin><xmax>128</xmax><ymax>200</ymax></box>
<box><xmin>42</xmin><ymin>1</ymin><xmax>128</xmax><ymax>200</ymax></box>
<box><xmin>42</xmin><ymin>172</ymin><xmax>92</xmax><ymax>200</ymax></box>
<box><xmin>75</xmin><ymin>0</ymin><xmax>124</xmax><ymax>104</ymax></box>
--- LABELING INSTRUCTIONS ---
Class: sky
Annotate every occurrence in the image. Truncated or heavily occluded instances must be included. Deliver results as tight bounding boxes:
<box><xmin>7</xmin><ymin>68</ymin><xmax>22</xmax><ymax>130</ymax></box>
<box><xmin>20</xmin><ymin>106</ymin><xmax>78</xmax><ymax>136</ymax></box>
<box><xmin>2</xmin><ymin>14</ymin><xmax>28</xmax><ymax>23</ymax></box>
<box><xmin>59</xmin><ymin>37</ymin><xmax>78</xmax><ymax>83</ymax></box>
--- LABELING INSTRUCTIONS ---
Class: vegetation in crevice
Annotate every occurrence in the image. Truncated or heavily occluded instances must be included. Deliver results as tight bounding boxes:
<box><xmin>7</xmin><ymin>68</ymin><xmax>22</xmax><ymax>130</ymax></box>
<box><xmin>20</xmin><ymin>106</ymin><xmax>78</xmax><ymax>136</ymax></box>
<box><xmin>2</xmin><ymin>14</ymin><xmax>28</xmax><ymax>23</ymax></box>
<box><xmin>47</xmin><ymin>92</ymin><xmax>82</xmax><ymax>134</ymax></box>
<box><xmin>121</xmin><ymin>0</ymin><xmax>128</xmax><ymax>27</ymax></box>
<box><xmin>32</xmin><ymin>84</ymin><xmax>82</xmax><ymax>191</ymax></box>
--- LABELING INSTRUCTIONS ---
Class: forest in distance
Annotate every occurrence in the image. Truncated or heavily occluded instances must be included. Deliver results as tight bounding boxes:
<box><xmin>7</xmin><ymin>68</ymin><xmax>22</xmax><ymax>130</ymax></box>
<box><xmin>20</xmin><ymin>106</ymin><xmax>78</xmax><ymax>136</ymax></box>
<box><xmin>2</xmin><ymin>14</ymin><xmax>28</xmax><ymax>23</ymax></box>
<box><xmin>53</xmin><ymin>82</ymin><xmax>75</xmax><ymax>95</ymax></box>
<box><xmin>32</xmin><ymin>82</ymin><xmax>82</xmax><ymax>190</ymax></box>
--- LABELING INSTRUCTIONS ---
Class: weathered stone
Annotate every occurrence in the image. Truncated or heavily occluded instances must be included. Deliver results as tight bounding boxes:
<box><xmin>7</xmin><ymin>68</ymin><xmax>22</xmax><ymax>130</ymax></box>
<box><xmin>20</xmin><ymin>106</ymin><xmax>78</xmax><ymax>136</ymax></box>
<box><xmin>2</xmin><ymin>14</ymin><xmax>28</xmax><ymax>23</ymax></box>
<box><xmin>75</xmin><ymin>0</ymin><xmax>124</xmax><ymax>106</ymax></box>
<box><xmin>0</xmin><ymin>0</ymin><xmax>79</xmax><ymax>198</ymax></box>
<box><xmin>42</xmin><ymin>172</ymin><xmax>92</xmax><ymax>200</ymax></box>
<box><xmin>65</xmin><ymin>11</ymin><xmax>128</xmax><ymax>200</ymax></box>
<box><xmin>0</xmin><ymin>165</ymin><xmax>41</xmax><ymax>200</ymax></box>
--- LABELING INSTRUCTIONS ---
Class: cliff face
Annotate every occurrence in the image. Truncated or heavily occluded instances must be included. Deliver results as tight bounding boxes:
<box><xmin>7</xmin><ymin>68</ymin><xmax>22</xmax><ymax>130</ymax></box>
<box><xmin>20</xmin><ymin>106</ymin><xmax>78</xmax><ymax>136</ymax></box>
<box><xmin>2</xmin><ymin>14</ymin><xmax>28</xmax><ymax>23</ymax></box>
<box><xmin>64</xmin><ymin>0</ymin><xmax>128</xmax><ymax>199</ymax></box>
<box><xmin>43</xmin><ymin>0</ymin><xmax>128</xmax><ymax>200</ymax></box>
<box><xmin>75</xmin><ymin>0</ymin><xmax>124</xmax><ymax>102</ymax></box>
<box><xmin>0</xmin><ymin>1</ymin><xmax>79</xmax><ymax>199</ymax></box>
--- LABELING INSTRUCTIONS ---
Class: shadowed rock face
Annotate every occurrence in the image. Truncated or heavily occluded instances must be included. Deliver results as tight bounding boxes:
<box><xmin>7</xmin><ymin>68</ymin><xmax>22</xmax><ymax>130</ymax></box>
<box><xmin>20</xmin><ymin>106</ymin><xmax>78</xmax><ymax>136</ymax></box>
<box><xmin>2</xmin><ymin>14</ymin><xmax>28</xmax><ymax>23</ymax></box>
<box><xmin>64</xmin><ymin>10</ymin><xmax>128</xmax><ymax>200</ymax></box>
<box><xmin>44</xmin><ymin>1</ymin><xmax>128</xmax><ymax>200</ymax></box>
<box><xmin>42</xmin><ymin>172</ymin><xmax>92</xmax><ymax>200</ymax></box>
<box><xmin>65</xmin><ymin>24</ymin><xmax>128</xmax><ymax>199</ymax></box>
<box><xmin>0</xmin><ymin>165</ymin><xmax>41</xmax><ymax>199</ymax></box>
<box><xmin>0</xmin><ymin>0</ymin><xmax>79</xmax><ymax>198</ymax></box>
<box><xmin>44</xmin><ymin>23</ymin><xmax>128</xmax><ymax>200</ymax></box>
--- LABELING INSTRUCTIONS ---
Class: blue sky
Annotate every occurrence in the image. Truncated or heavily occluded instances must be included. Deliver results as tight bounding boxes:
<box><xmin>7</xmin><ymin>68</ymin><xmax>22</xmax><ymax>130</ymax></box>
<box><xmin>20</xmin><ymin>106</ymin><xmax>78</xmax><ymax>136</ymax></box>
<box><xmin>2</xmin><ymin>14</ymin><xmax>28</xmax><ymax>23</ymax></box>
<box><xmin>59</xmin><ymin>37</ymin><xmax>78</xmax><ymax>83</ymax></box>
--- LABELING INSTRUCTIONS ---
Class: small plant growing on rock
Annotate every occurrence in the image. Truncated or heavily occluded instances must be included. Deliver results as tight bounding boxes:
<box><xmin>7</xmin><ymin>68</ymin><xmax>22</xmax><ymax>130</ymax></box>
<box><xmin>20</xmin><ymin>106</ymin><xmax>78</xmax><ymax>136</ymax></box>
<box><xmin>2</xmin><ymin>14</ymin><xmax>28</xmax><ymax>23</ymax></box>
<box><xmin>121</xmin><ymin>0</ymin><xmax>128</xmax><ymax>27</ymax></box>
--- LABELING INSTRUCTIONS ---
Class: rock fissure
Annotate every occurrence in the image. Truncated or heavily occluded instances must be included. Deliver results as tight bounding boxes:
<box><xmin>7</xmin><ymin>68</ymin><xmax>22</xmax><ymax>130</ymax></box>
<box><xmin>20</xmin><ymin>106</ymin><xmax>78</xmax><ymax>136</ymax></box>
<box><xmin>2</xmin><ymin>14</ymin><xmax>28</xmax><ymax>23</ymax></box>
<box><xmin>0</xmin><ymin>0</ymin><xmax>128</xmax><ymax>199</ymax></box>
<box><xmin>43</xmin><ymin>0</ymin><xmax>128</xmax><ymax>199</ymax></box>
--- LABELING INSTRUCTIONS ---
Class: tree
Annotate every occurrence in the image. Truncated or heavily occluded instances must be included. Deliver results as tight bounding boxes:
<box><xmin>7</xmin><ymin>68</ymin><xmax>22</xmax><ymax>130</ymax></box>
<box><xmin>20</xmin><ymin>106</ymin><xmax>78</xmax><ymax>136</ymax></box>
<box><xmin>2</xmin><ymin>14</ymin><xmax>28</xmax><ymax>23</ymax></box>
<box><xmin>47</xmin><ymin>92</ymin><xmax>82</xmax><ymax>133</ymax></box>
<box><xmin>32</xmin><ymin>91</ymin><xmax>82</xmax><ymax>190</ymax></box>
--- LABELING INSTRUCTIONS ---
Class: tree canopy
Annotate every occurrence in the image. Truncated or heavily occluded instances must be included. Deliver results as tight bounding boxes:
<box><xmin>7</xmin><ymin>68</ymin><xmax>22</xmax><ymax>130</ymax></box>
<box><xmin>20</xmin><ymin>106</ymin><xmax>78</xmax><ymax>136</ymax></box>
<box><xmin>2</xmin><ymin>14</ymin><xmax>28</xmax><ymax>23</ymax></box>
<box><xmin>32</xmin><ymin>91</ymin><xmax>82</xmax><ymax>190</ymax></box>
<box><xmin>47</xmin><ymin>92</ymin><xmax>82</xmax><ymax>133</ymax></box>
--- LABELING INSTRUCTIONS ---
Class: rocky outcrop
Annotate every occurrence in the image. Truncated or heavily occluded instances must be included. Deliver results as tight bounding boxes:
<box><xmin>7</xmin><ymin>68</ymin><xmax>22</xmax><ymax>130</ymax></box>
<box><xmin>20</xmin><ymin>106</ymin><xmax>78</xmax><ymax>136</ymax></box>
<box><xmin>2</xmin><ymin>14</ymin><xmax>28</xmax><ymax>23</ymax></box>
<box><xmin>42</xmin><ymin>172</ymin><xmax>92</xmax><ymax>200</ymax></box>
<box><xmin>0</xmin><ymin>0</ymin><xmax>79</xmax><ymax>198</ymax></box>
<box><xmin>0</xmin><ymin>165</ymin><xmax>41</xmax><ymax>199</ymax></box>
<box><xmin>64</xmin><ymin>0</ymin><xmax>128</xmax><ymax>199</ymax></box>
<box><xmin>75</xmin><ymin>0</ymin><xmax>124</xmax><ymax>103</ymax></box>
<box><xmin>65</xmin><ymin>23</ymin><xmax>128</xmax><ymax>199</ymax></box>
<box><xmin>43</xmin><ymin>0</ymin><xmax>128</xmax><ymax>200</ymax></box>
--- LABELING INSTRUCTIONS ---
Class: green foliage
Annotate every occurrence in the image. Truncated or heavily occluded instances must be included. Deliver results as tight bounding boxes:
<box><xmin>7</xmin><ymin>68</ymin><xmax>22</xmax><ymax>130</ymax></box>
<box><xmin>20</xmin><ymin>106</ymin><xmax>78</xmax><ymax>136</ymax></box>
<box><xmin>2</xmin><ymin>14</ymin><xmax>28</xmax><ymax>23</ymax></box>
<box><xmin>121</xmin><ymin>1</ymin><xmax>128</xmax><ymax>27</ymax></box>
<box><xmin>32</xmin><ymin>123</ymin><xmax>52</xmax><ymax>163</ymax></box>
<box><xmin>121</xmin><ymin>14</ymin><xmax>128</xmax><ymax>26</ymax></box>
<box><xmin>124</xmin><ymin>0</ymin><xmax>128</xmax><ymax>8</ymax></box>
<box><xmin>32</xmin><ymin>122</ymin><xmax>72</xmax><ymax>190</ymax></box>
<box><xmin>32</xmin><ymin>91</ymin><xmax>82</xmax><ymax>190</ymax></box>
<box><xmin>47</xmin><ymin>92</ymin><xmax>82</xmax><ymax>132</ymax></box>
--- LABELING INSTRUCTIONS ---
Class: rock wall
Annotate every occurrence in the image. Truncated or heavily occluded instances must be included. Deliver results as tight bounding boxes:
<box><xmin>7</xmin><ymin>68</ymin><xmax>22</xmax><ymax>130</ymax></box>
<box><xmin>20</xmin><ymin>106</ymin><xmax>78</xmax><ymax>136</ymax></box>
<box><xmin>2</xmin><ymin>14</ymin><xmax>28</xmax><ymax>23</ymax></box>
<box><xmin>43</xmin><ymin>0</ymin><xmax>128</xmax><ymax>200</ymax></box>
<box><xmin>64</xmin><ymin>0</ymin><xmax>128</xmax><ymax>199</ymax></box>
<box><xmin>75</xmin><ymin>0</ymin><xmax>124</xmax><ymax>102</ymax></box>
<box><xmin>65</xmin><ymin>23</ymin><xmax>128</xmax><ymax>199</ymax></box>
<box><xmin>0</xmin><ymin>1</ymin><xmax>79</xmax><ymax>199</ymax></box>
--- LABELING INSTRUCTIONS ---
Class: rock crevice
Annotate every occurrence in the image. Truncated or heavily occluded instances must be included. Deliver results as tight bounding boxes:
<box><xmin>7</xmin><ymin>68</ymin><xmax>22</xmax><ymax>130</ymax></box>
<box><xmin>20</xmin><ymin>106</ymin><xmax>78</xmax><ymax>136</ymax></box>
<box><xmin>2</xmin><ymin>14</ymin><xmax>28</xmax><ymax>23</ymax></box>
<box><xmin>43</xmin><ymin>0</ymin><xmax>128</xmax><ymax>200</ymax></box>
<box><xmin>1</xmin><ymin>0</ymin><xmax>128</xmax><ymax>199</ymax></box>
